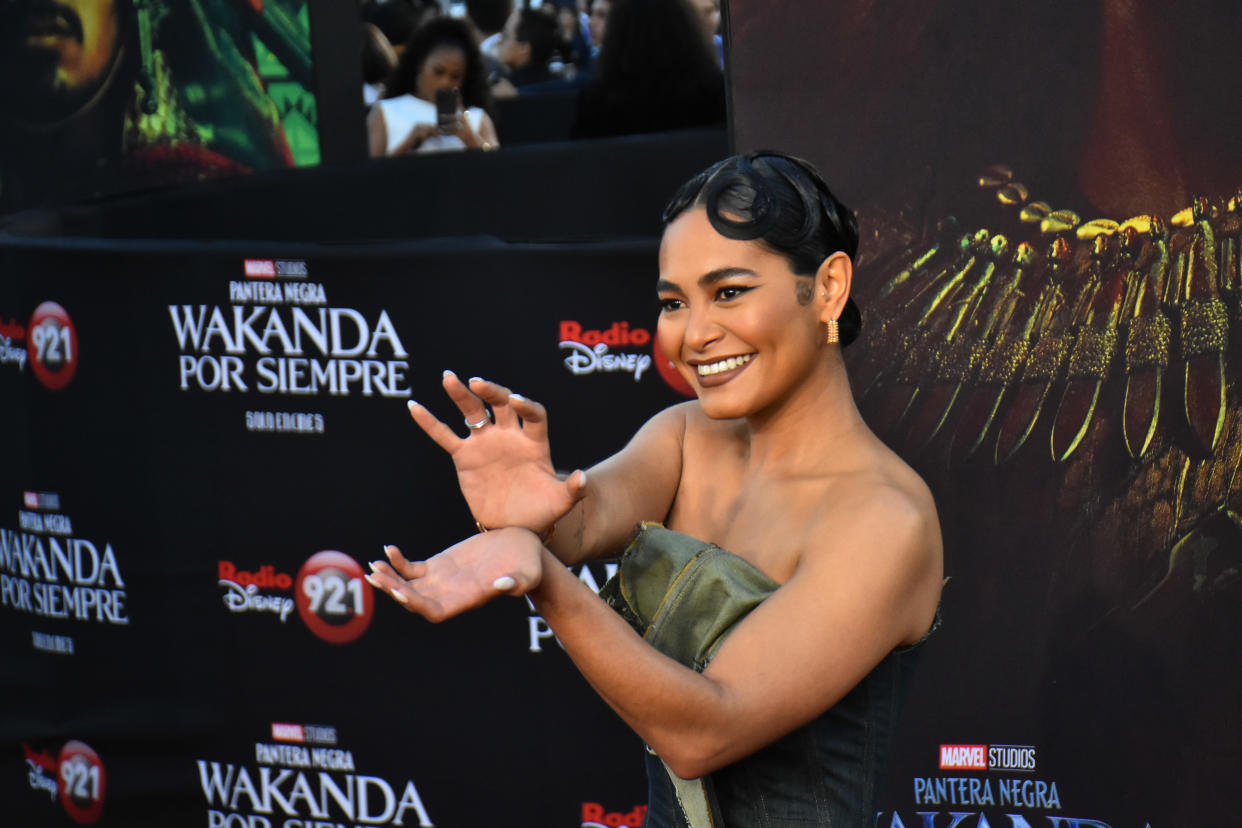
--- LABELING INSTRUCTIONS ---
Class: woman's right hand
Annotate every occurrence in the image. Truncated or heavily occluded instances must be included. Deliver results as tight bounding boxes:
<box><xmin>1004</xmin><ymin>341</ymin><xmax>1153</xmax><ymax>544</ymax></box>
<box><xmin>406</xmin><ymin>371</ymin><xmax>587</xmax><ymax>535</ymax></box>
<box><xmin>391</xmin><ymin>123</ymin><xmax>439</xmax><ymax>155</ymax></box>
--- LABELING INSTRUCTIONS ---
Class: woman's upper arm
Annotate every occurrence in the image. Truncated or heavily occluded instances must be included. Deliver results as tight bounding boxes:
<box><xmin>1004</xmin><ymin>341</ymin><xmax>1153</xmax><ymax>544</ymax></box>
<box><xmin>552</xmin><ymin>403</ymin><xmax>689</xmax><ymax>563</ymax></box>
<box><xmin>683</xmin><ymin>489</ymin><xmax>942</xmax><ymax>774</ymax></box>
<box><xmin>366</xmin><ymin>105</ymin><xmax>388</xmax><ymax>158</ymax></box>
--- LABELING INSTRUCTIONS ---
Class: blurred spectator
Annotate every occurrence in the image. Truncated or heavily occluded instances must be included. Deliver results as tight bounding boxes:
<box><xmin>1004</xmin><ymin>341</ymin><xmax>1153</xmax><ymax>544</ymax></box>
<box><xmin>471</xmin><ymin>0</ymin><xmax>515</xmax><ymax>89</ymax></box>
<box><xmin>467</xmin><ymin>0</ymin><xmax>513</xmax><ymax>40</ymax></box>
<box><xmin>586</xmin><ymin>0</ymin><xmax>610</xmax><ymax>56</ymax></box>
<box><xmin>571</xmin><ymin>0</ymin><xmax>725</xmax><ymax>138</ymax></box>
<box><xmin>491</xmin><ymin>7</ymin><xmax>567</xmax><ymax>96</ymax></box>
<box><xmin>368</xmin><ymin>18</ymin><xmax>499</xmax><ymax>155</ymax></box>
<box><xmin>688</xmin><ymin>0</ymin><xmax>724</xmax><ymax>67</ymax></box>
<box><xmin>366</xmin><ymin>0</ymin><xmax>439</xmax><ymax>57</ymax></box>
<box><xmin>361</xmin><ymin>23</ymin><xmax>399</xmax><ymax>104</ymax></box>
<box><xmin>552</xmin><ymin>0</ymin><xmax>592</xmax><ymax>74</ymax></box>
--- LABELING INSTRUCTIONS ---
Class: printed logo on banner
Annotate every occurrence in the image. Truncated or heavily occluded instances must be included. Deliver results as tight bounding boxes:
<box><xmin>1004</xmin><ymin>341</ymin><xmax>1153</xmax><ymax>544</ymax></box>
<box><xmin>559</xmin><ymin>320</ymin><xmax>654</xmax><ymax>382</ymax></box>
<box><xmin>582</xmin><ymin>801</ymin><xmax>648</xmax><ymax>827</ymax></box>
<box><xmin>0</xmin><ymin>315</ymin><xmax>29</xmax><ymax>373</ymax></box>
<box><xmin>217</xmin><ymin>551</ymin><xmax>374</xmax><ymax>644</ymax></box>
<box><xmin>197</xmin><ymin>721</ymin><xmax>434</xmax><ymax>827</ymax></box>
<box><xmin>1</xmin><ymin>491</ymin><xmax>129</xmax><ymax>643</ymax></box>
<box><xmin>938</xmin><ymin>744</ymin><xmax>1037</xmax><ymax>772</ymax></box>
<box><xmin>22</xmin><ymin>740</ymin><xmax>107</xmax><ymax>824</ymax></box>
<box><xmin>243</xmin><ymin>259</ymin><xmax>309</xmax><ymax>280</ymax></box>
<box><xmin>27</xmin><ymin>302</ymin><xmax>79</xmax><ymax>390</ymax></box>
<box><xmin>295</xmin><ymin>550</ymin><xmax>375</xmax><ymax>644</ymax></box>
<box><xmin>527</xmin><ymin>561</ymin><xmax>616</xmax><ymax>653</ymax></box>
<box><xmin>169</xmin><ymin>257</ymin><xmax>411</xmax><ymax>433</ymax></box>
<box><xmin>558</xmin><ymin>319</ymin><xmax>695</xmax><ymax>397</ymax></box>
<box><xmin>878</xmin><ymin>741</ymin><xmax>1149</xmax><ymax>826</ymax></box>
<box><xmin>0</xmin><ymin>303</ymin><xmax>78</xmax><ymax>388</ymax></box>
<box><xmin>939</xmin><ymin>744</ymin><xmax>987</xmax><ymax>770</ymax></box>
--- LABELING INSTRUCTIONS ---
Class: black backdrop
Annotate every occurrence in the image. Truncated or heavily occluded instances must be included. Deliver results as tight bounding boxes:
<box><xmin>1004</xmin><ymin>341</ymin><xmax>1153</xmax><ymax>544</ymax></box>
<box><xmin>1</xmin><ymin>232</ymin><xmax>714</xmax><ymax>826</ymax></box>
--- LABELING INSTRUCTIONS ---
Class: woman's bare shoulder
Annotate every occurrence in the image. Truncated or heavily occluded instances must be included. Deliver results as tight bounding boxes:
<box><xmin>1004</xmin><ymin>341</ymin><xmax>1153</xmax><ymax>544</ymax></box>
<box><xmin>806</xmin><ymin>437</ymin><xmax>943</xmax><ymax>621</ymax></box>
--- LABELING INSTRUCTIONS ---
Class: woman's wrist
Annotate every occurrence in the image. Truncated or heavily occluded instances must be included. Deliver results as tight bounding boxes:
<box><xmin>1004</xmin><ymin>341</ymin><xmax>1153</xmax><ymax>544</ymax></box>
<box><xmin>474</xmin><ymin>517</ymin><xmax>556</xmax><ymax>545</ymax></box>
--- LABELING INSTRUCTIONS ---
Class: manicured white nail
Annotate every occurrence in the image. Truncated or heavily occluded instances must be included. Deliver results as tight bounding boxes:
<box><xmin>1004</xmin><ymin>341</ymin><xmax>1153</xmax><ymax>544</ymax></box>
<box><xmin>364</xmin><ymin>574</ymin><xmax>380</xmax><ymax>588</ymax></box>
<box><xmin>407</xmin><ymin>400</ymin><xmax>417</xmax><ymax>411</ymax></box>
<box><xmin>368</xmin><ymin>561</ymin><xmax>380</xmax><ymax>573</ymax></box>
<box><xmin>442</xmin><ymin>369</ymin><xmax>453</xmax><ymax>377</ymax></box>
<box><xmin>510</xmin><ymin>393</ymin><xmax>526</xmax><ymax>402</ymax></box>
<box><xmin>468</xmin><ymin>376</ymin><xmax>484</xmax><ymax>384</ymax></box>
<box><xmin>391</xmin><ymin>588</ymin><xmax>409</xmax><ymax>604</ymax></box>
<box><xmin>493</xmin><ymin>576</ymin><xmax>516</xmax><ymax>591</ymax></box>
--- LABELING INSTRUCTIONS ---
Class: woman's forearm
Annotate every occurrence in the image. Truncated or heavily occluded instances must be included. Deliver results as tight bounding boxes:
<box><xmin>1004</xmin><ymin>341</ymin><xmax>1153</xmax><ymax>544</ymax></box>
<box><xmin>528</xmin><ymin>547</ymin><xmax>734</xmax><ymax>778</ymax></box>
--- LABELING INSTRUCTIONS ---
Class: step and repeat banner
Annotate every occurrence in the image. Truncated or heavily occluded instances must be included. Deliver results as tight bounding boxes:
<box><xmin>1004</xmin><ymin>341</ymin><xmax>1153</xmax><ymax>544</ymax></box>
<box><xmin>0</xmin><ymin>238</ymin><xmax>693</xmax><ymax>826</ymax></box>
<box><xmin>729</xmin><ymin>1</ymin><xmax>1242</xmax><ymax>826</ymax></box>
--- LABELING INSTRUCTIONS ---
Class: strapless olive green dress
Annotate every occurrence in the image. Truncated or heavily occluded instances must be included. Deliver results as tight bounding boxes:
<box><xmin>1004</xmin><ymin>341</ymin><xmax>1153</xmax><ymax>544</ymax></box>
<box><xmin>600</xmin><ymin>522</ymin><xmax>940</xmax><ymax>828</ymax></box>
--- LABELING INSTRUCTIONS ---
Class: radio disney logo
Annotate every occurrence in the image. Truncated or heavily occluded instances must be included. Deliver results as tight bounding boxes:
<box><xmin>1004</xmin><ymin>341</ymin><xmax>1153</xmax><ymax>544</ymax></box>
<box><xmin>582</xmin><ymin>802</ymin><xmax>647</xmax><ymax>827</ymax></box>
<box><xmin>243</xmin><ymin>259</ymin><xmax>309</xmax><ymax>279</ymax></box>
<box><xmin>1</xmin><ymin>316</ymin><xmax>29</xmax><ymax>371</ymax></box>
<box><xmin>218</xmin><ymin>561</ymin><xmax>295</xmax><ymax>622</ymax></box>
<box><xmin>22</xmin><ymin>740</ymin><xmax>106</xmax><ymax>824</ymax></box>
<box><xmin>939</xmin><ymin>744</ymin><xmax>1037</xmax><ymax>772</ymax></box>
<box><xmin>218</xmin><ymin>553</ymin><xmax>375</xmax><ymax>643</ymax></box>
<box><xmin>559</xmin><ymin>320</ymin><xmax>653</xmax><ymax>381</ymax></box>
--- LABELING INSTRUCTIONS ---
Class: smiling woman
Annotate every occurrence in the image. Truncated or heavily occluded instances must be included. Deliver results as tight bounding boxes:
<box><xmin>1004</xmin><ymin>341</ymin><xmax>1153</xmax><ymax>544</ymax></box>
<box><xmin>369</xmin><ymin>150</ymin><xmax>944</xmax><ymax>827</ymax></box>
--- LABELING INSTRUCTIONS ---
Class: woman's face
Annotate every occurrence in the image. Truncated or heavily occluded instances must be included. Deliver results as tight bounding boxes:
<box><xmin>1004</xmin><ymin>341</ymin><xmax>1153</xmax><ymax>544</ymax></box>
<box><xmin>656</xmin><ymin>208</ymin><xmax>828</xmax><ymax>420</ymax></box>
<box><xmin>415</xmin><ymin>44</ymin><xmax>467</xmax><ymax>102</ymax></box>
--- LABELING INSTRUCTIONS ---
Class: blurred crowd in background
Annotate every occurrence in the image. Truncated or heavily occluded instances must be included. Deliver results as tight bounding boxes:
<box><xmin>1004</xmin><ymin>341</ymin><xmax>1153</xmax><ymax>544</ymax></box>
<box><xmin>359</xmin><ymin>0</ymin><xmax>726</xmax><ymax>154</ymax></box>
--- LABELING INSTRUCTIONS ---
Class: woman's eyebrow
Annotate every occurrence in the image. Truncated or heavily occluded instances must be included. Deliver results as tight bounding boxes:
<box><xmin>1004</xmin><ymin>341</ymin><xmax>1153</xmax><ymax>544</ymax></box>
<box><xmin>699</xmin><ymin>267</ymin><xmax>757</xmax><ymax>286</ymax></box>
<box><xmin>657</xmin><ymin>268</ymin><xmax>757</xmax><ymax>294</ymax></box>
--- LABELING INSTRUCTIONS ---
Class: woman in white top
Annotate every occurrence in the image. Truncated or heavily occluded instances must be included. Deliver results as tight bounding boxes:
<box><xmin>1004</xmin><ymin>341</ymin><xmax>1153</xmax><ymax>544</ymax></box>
<box><xmin>367</xmin><ymin>18</ymin><xmax>500</xmax><ymax>156</ymax></box>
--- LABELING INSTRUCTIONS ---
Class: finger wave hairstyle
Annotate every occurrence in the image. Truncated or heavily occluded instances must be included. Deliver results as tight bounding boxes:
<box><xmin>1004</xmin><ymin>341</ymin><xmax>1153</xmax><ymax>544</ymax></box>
<box><xmin>663</xmin><ymin>151</ymin><xmax>863</xmax><ymax>346</ymax></box>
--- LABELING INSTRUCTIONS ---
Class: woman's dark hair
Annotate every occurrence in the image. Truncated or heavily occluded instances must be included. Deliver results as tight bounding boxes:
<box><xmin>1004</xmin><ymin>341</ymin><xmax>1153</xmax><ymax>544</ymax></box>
<box><xmin>515</xmin><ymin>8</ymin><xmax>561</xmax><ymax>67</ymax></box>
<box><xmin>593</xmin><ymin>0</ymin><xmax>720</xmax><ymax>98</ymax></box>
<box><xmin>663</xmin><ymin>151</ymin><xmax>863</xmax><ymax>346</ymax></box>
<box><xmin>383</xmin><ymin>17</ymin><xmax>493</xmax><ymax>116</ymax></box>
<box><xmin>361</xmin><ymin>23</ymin><xmax>398</xmax><ymax>86</ymax></box>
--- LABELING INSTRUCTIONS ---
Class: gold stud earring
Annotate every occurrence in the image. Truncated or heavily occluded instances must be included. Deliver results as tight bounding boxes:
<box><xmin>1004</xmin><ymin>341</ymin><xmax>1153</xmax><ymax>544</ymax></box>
<box><xmin>826</xmin><ymin>318</ymin><xmax>839</xmax><ymax>345</ymax></box>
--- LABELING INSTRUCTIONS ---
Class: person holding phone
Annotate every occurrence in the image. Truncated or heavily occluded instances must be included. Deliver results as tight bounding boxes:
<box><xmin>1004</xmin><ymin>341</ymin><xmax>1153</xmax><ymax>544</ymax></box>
<box><xmin>367</xmin><ymin>152</ymin><xmax>944</xmax><ymax>826</ymax></box>
<box><xmin>367</xmin><ymin>17</ymin><xmax>499</xmax><ymax>156</ymax></box>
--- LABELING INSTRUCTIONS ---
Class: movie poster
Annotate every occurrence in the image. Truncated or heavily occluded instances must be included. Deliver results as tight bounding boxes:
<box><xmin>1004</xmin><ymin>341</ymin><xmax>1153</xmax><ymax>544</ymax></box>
<box><xmin>0</xmin><ymin>0</ymin><xmax>319</xmax><ymax>214</ymax></box>
<box><xmin>728</xmin><ymin>1</ymin><xmax>1242</xmax><ymax>825</ymax></box>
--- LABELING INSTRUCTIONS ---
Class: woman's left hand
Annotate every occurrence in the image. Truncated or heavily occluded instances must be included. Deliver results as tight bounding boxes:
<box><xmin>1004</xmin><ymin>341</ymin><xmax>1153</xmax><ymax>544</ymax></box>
<box><xmin>453</xmin><ymin>117</ymin><xmax>485</xmax><ymax>150</ymax></box>
<box><xmin>366</xmin><ymin>528</ymin><xmax>543</xmax><ymax>623</ymax></box>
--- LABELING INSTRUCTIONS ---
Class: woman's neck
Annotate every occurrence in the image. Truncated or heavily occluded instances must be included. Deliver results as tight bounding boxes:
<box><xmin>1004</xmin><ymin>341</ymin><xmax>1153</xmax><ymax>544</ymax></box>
<box><xmin>739</xmin><ymin>353</ymin><xmax>868</xmax><ymax>478</ymax></box>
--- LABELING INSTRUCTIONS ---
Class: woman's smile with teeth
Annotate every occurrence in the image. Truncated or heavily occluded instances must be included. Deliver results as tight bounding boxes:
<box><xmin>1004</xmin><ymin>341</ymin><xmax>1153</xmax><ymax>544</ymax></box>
<box><xmin>697</xmin><ymin>353</ymin><xmax>754</xmax><ymax>376</ymax></box>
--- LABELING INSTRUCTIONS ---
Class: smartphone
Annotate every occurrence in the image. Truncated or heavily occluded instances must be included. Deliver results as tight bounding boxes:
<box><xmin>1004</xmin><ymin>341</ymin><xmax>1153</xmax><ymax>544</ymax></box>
<box><xmin>435</xmin><ymin>88</ymin><xmax>461</xmax><ymax>135</ymax></box>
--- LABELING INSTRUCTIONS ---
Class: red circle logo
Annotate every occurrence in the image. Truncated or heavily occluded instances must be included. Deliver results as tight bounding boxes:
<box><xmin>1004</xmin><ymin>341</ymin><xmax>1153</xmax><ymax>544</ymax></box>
<box><xmin>653</xmin><ymin>337</ymin><xmax>695</xmax><ymax>398</ymax></box>
<box><xmin>295</xmin><ymin>551</ymin><xmax>375</xmax><ymax>644</ymax></box>
<box><xmin>58</xmin><ymin>740</ymin><xmax>105</xmax><ymax>824</ymax></box>
<box><xmin>27</xmin><ymin>301</ymin><xmax>78</xmax><ymax>390</ymax></box>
